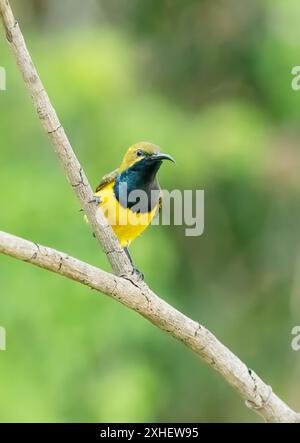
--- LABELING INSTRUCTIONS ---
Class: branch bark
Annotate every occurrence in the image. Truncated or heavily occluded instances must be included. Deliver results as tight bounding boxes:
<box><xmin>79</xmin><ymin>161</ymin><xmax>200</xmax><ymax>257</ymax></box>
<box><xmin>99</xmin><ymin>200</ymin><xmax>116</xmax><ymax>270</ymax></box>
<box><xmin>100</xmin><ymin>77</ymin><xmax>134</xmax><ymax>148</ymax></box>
<box><xmin>0</xmin><ymin>0</ymin><xmax>132</xmax><ymax>278</ymax></box>
<box><xmin>0</xmin><ymin>0</ymin><xmax>299</xmax><ymax>423</ymax></box>
<box><xmin>0</xmin><ymin>230</ymin><xmax>299</xmax><ymax>423</ymax></box>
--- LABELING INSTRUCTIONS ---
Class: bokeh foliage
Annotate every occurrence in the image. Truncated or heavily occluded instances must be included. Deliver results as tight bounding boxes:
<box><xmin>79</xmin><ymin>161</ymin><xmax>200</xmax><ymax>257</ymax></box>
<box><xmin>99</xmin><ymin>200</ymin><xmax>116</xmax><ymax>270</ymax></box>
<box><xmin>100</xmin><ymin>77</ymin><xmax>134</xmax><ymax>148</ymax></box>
<box><xmin>1</xmin><ymin>0</ymin><xmax>300</xmax><ymax>422</ymax></box>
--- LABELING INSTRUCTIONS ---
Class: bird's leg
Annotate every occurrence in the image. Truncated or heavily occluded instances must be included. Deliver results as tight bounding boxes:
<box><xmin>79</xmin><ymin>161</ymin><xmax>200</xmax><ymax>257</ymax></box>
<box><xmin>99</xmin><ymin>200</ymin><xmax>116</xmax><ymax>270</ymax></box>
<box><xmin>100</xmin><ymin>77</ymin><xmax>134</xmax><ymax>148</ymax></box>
<box><xmin>124</xmin><ymin>247</ymin><xmax>144</xmax><ymax>281</ymax></box>
<box><xmin>124</xmin><ymin>246</ymin><xmax>133</xmax><ymax>265</ymax></box>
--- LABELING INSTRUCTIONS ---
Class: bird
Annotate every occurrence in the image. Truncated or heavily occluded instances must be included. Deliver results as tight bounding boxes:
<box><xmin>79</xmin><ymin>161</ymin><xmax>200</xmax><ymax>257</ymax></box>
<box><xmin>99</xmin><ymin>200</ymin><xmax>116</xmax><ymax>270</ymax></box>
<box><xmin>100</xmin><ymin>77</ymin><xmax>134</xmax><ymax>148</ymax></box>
<box><xmin>93</xmin><ymin>142</ymin><xmax>175</xmax><ymax>277</ymax></box>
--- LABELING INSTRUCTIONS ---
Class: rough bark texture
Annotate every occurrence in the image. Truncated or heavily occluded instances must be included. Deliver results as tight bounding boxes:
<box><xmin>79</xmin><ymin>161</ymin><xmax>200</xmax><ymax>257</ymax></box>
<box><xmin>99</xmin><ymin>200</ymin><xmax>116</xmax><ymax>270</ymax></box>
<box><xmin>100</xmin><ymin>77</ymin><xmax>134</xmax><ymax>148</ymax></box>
<box><xmin>0</xmin><ymin>230</ymin><xmax>299</xmax><ymax>423</ymax></box>
<box><xmin>1</xmin><ymin>0</ymin><xmax>299</xmax><ymax>423</ymax></box>
<box><xmin>0</xmin><ymin>0</ymin><xmax>132</xmax><ymax>278</ymax></box>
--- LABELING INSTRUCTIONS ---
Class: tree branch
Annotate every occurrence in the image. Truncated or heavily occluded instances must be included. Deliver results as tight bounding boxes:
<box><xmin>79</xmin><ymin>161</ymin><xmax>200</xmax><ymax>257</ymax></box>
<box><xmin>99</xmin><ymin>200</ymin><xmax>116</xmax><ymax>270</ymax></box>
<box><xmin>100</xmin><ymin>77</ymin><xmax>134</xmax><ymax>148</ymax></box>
<box><xmin>0</xmin><ymin>230</ymin><xmax>299</xmax><ymax>423</ymax></box>
<box><xmin>0</xmin><ymin>0</ymin><xmax>132</xmax><ymax>278</ymax></box>
<box><xmin>0</xmin><ymin>0</ymin><xmax>299</xmax><ymax>423</ymax></box>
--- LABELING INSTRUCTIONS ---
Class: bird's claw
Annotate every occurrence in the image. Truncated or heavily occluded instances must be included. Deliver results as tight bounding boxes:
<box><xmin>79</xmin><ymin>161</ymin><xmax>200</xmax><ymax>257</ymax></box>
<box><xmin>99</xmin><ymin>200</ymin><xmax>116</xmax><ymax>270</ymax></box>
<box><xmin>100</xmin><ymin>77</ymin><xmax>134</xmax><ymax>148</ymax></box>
<box><xmin>132</xmin><ymin>267</ymin><xmax>144</xmax><ymax>281</ymax></box>
<box><xmin>80</xmin><ymin>196</ymin><xmax>101</xmax><ymax>212</ymax></box>
<box><xmin>88</xmin><ymin>196</ymin><xmax>102</xmax><ymax>205</ymax></box>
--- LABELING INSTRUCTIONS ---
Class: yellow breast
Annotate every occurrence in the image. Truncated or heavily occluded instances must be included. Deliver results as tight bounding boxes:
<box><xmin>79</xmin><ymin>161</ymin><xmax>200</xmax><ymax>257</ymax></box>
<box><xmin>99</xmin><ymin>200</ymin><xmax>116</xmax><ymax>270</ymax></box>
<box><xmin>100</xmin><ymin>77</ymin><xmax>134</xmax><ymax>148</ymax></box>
<box><xmin>95</xmin><ymin>182</ymin><xmax>158</xmax><ymax>247</ymax></box>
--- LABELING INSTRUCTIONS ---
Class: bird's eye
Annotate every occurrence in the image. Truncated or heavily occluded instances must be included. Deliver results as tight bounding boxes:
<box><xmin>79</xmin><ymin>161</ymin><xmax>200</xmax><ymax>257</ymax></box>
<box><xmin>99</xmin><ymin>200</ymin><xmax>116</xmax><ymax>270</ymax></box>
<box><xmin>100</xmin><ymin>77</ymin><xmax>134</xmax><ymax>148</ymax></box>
<box><xmin>136</xmin><ymin>149</ymin><xmax>144</xmax><ymax>157</ymax></box>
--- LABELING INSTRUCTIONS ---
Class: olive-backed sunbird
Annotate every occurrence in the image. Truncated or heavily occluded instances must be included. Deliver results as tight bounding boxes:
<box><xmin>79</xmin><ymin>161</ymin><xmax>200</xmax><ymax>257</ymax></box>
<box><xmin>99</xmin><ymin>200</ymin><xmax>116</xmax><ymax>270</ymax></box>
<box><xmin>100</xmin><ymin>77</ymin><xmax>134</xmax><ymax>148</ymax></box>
<box><xmin>94</xmin><ymin>142</ymin><xmax>175</xmax><ymax>274</ymax></box>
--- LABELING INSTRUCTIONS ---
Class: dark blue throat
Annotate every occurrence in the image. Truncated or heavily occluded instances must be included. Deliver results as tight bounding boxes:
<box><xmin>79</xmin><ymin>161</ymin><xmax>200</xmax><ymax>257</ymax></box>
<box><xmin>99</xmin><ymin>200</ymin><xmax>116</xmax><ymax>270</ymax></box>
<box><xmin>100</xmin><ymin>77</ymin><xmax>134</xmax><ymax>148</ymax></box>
<box><xmin>114</xmin><ymin>158</ymin><xmax>162</xmax><ymax>213</ymax></box>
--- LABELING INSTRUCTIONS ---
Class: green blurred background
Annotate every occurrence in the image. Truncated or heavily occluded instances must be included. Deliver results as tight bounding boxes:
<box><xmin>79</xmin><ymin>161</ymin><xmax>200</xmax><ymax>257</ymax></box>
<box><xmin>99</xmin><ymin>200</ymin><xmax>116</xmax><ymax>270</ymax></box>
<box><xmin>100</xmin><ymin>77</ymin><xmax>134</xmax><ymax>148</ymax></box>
<box><xmin>1</xmin><ymin>0</ymin><xmax>300</xmax><ymax>423</ymax></box>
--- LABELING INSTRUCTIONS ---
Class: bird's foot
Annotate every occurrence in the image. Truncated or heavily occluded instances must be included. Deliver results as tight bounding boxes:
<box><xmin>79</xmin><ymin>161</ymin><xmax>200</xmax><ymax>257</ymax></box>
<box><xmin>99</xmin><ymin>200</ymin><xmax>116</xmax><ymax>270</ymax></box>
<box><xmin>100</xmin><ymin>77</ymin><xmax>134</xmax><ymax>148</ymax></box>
<box><xmin>79</xmin><ymin>196</ymin><xmax>101</xmax><ymax>213</ymax></box>
<box><xmin>132</xmin><ymin>267</ymin><xmax>144</xmax><ymax>281</ymax></box>
<box><xmin>88</xmin><ymin>196</ymin><xmax>102</xmax><ymax>205</ymax></box>
<box><xmin>123</xmin><ymin>247</ymin><xmax>144</xmax><ymax>281</ymax></box>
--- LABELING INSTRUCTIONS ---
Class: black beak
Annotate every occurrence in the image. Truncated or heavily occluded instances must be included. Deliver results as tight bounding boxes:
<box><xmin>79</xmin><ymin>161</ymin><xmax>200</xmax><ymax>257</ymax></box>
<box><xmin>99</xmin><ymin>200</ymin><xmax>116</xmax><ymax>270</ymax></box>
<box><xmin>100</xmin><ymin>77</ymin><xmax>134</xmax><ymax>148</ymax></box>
<box><xmin>150</xmin><ymin>152</ymin><xmax>176</xmax><ymax>163</ymax></box>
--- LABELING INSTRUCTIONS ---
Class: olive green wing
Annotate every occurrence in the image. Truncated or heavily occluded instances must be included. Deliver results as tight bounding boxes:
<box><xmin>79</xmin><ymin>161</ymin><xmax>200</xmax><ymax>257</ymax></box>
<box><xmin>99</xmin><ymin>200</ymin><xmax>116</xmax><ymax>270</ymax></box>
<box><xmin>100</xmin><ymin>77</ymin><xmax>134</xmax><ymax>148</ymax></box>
<box><xmin>95</xmin><ymin>168</ymin><xmax>119</xmax><ymax>192</ymax></box>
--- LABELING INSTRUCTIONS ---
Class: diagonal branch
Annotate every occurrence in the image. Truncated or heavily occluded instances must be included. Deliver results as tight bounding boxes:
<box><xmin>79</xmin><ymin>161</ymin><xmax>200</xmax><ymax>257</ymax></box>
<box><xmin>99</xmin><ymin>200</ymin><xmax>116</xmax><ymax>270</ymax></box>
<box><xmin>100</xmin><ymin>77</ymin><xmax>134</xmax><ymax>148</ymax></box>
<box><xmin>1</xmin><ymin>0</ymin><xmax>299</xmax><ymax>423</ymax></box>
<box><xmin>0</xmin><ymin>229</ymin><xmax>299</xmax><ymax>423</ymax></box>
<box><xmin>0</xmin><ymin>0</ymin><xmax>132</xmax><ymax>278</ymax></box>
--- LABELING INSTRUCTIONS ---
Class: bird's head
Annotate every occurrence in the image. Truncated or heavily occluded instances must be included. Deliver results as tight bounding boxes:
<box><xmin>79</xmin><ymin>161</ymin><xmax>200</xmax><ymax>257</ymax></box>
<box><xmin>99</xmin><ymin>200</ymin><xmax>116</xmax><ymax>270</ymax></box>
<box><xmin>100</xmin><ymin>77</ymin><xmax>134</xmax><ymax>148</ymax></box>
<box><xmin>119</xmin><ymin>142</ymin><xmax>175</xmax><ymax>173</ymax></box>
